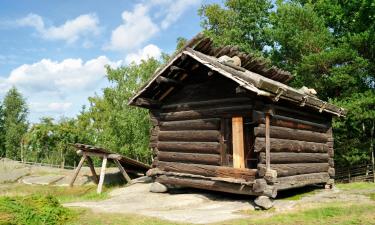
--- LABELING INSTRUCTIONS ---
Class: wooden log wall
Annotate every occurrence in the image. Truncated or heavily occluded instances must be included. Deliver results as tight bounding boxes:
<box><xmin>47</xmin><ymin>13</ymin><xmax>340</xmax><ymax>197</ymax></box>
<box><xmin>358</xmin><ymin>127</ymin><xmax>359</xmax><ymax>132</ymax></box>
<box><xmin>254</xmin><ymin>105</ymin><xmax>333</xmax><ymax>190</ymax></box>
<box><xmin>150</xmin><ymin>96</ymin><xmax>257</xmax><ymax>183</ymax></box>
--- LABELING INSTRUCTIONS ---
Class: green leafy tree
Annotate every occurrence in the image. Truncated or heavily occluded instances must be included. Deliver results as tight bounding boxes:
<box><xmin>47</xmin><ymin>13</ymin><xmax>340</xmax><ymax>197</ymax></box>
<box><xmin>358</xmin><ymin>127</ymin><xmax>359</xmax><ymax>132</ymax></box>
<box><xmin>199</xmin><ymin>0</ymin><xmax>374</xmax><ymax>168</ymax></box>
<box><xmin>0</xmin><ymin>103</ymin><xmax>5</xmax><ymax>157</ymax></box>
<box><xmin>3</xmin><ymin>87</ymin><xmax>28</xmax><ymax>160</ymax></box>
<box><xmin>78</xmin><ymin>59</ymin><xmax>160</xmax><ymax>163</ymax></box>
<box><xmin>199</xmin><ymin>0</ymin><xmax>273</xmax><ymax>55</ymax></box>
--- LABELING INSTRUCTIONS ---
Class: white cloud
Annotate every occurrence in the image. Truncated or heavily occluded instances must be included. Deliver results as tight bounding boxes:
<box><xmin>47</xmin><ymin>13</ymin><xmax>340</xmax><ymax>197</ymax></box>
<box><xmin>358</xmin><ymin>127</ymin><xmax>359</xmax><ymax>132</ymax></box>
<box><xmin>105</xmin><ymin>0</ymin><xmax>200</xmax><ymax>52</ymax></box>
<box><xmin>17</xmin><ymin>13</ymin><xmax>100</xmax><ymax>43</ymax></box>
<box><xmin>105</xmin><ymin>4</ymin><xmax>159</xmax><ymax>51</ymax></box>
<box><xmin>125</xmin><ymin>44</ymin><xmax>162</xmax><ymax>64</ymax></box>
<box><xmin>1</xmin><ymin>56</ymin><xmax>122</xmax><ymax>121</ymax></box>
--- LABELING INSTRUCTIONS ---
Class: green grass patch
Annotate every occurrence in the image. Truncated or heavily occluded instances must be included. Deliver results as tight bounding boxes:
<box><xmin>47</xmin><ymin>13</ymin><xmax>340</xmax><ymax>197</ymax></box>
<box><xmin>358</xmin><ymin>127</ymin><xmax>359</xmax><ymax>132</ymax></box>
<box><xmin>0</xmin><ymin>183</ymin><xmax>111</xmax><ymax>203</ymax></box>
<box><xmin>0</xmin><ymin>195</ymin><xmax>73</xmax><ymax>225</ymax></box>
<box><xmin>336</xmin><ymin>182</ymin><xmax>375</xmax><ymax>190</ymax></box>
<box><xmin>276</xmin><ymin>186</ymin><xmax>320</xmax><ymax>201</ymax></box>
<box><xmin>218</xmin><ymin>203</ymin><xmax>375</xmax><ymax>225</ymax></box>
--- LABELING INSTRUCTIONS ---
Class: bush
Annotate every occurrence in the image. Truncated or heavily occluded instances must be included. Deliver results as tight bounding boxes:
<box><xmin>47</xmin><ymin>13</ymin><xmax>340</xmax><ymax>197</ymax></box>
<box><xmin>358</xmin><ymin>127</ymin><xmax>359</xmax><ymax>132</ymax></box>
<box><xmin>0</xmin><ymin>195</ymin><xmax>72</xmax><ymax>225</ymax></box>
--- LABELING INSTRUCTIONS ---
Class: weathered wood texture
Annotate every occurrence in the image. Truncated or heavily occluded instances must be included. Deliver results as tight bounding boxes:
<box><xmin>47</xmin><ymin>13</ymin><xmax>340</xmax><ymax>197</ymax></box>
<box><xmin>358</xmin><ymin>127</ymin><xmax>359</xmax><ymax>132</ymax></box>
<box><xmin>159</xmin><ymin>105</ymin><xmax>253</xmax><ymax>121</ymax></box>
<box><xmin>160</xmin><ymin>119</ymin><xmax>220</xmax><ymax>131</ymax></box>
<box><xmin>156</xmin><ymin>161</ymin><xmax>256</xmax><ymax>181</ymax></box>
<box><xmin>258</xmin><ymin>163</ymin><xmax>329</xmax><ymax>177</ymax></box>
<box><xmin>254</xmin><ymin>125</ymin><xmax>328</xmax><ymax>143</ymax></box>
<box><xmin>232</xmin><ymin>117</ymin><xmax>245</xmax><ymax>168</ymax></box>
<box><xmin>162</xmin><ymin>97</ymin><xmax>252</xmax><ymax>112</ymax></box>
<box><xmin>156</xmin><ymin>175</ymin><xmax>263</xmax><ymax>196</ymax></box>
<box><xmin>254</xmin><ymin>137</ymin><xmax>328</xmax><ymax>153</ymax></box>
<box><xmin>259</xmin><ymin>152</ymin><xmax>329</xmax><ymax>164</ymax></box>
<box><xmin>157</xmin><ymin>142</ymin><xmax>221</xmax><ymax>154</ymax></box>
<box><xmin>158</xmin><ymin>130</ymin><xmax>220</xmax><ymax>142</ymax></box>
<box><xmin>158</xmin><ymin>151</ymin><xmax>221</xmax><ymax>165</ymax></box>
<box><xmin>276</xmin><ymin>172</ymin><xmax>330</xmax><ymax>190</ymax></box>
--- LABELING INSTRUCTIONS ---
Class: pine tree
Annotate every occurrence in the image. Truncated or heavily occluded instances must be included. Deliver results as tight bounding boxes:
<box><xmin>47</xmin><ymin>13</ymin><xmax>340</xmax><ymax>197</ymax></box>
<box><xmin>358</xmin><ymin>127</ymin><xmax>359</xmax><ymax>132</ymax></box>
<box><xmin>3</xmin><ymin>87</ymin><xmax>28</xmax><ymax>160</ymax></box>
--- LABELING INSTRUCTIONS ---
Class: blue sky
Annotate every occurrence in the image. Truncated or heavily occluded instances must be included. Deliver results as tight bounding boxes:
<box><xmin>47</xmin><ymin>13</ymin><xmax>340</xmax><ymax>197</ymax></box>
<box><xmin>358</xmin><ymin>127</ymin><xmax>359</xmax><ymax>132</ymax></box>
<box><xmin>0</xmin><ymin>0</ymin><xmax>218</xmax><ymax>122</ymax></box>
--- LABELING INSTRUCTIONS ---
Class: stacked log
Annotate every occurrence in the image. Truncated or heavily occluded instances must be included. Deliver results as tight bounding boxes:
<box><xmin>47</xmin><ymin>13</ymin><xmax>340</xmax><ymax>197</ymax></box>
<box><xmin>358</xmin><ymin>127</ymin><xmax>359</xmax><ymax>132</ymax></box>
<box><xmin>151</xmin><ymin>97</ymin><xmax>258</xmax><ymax>194</ymax></box>
<box><xmin>254</xmin><ymin>113</ymin><xmax>332</xmax><ymax>190</ymax></box>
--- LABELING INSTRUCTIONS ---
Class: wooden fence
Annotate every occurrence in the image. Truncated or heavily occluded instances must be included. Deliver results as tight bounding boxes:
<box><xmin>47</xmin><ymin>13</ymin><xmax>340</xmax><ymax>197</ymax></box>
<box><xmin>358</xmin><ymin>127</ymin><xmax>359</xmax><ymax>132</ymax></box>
<box><xmin>335</xmin><ymin>163</ymin><xmax>375</xmax><ymax>183</ymax></box>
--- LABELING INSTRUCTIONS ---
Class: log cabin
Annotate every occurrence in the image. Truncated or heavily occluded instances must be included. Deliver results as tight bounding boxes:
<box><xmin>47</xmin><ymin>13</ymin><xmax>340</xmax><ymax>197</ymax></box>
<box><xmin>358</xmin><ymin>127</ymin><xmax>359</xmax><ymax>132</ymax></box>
<box><xmin>128</xmin><ymin>34</ymin><xmax>345</xmax><ymax>199</ymax></box>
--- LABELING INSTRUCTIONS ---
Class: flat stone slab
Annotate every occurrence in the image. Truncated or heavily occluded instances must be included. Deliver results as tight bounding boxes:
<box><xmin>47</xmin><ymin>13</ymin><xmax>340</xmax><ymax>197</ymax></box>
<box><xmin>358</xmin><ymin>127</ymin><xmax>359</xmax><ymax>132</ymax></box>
<box><xmin>65</xmin><ymin>183</ymin><xmax>254</xmax><ymax>224</ymax></box>
<box><xmin>22</xmin><ymin>175</ymin><xmax>64</xmax><ymax>185</ymax></box>
<box><xmin>0</xmin><ymin>168</ymin><xmax>30</xmax><ymax>183</ymax></box>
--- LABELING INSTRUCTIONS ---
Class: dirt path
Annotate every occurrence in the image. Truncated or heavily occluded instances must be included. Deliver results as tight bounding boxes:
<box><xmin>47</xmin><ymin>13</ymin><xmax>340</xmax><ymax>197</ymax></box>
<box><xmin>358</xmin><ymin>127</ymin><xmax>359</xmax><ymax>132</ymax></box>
<box><xmin>65</xmin><ymin>180</ymin><xmax>375</xmax><ymax>224</ymax></box>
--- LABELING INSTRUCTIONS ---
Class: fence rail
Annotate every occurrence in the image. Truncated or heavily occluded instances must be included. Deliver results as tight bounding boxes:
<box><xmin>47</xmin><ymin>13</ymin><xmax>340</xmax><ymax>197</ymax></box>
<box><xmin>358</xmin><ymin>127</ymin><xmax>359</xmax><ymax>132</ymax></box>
<box><xmin>336</xmin><ymin>163</ymin><xmax>375</xmax><ymax>183</ymax></box>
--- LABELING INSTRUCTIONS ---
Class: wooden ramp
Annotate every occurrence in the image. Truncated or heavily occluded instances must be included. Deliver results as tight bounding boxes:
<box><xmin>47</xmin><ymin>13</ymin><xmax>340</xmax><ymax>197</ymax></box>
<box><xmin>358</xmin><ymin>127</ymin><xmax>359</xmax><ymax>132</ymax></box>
<box><xmin>70</xmin><ymin>143</ymin><xmax>151</xmax><ymax>193</ymax></box>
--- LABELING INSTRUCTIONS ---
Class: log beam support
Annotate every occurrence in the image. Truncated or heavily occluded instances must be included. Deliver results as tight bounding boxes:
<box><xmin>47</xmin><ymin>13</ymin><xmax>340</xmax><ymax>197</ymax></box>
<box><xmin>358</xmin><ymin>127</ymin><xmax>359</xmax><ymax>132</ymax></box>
<box><xmin>97</xmin><ymin>156</ymin><xmax>108</xmax><ymax>194</ymax></box>
<box><xmin>232</xmin><ymin>117</ymin><xmax>245</xmax><ymax>168</ymax></box>
<box><xmin>69</xmin><ymin>155</ymin><xmax>86</xmax><ymax>187</ymax></box>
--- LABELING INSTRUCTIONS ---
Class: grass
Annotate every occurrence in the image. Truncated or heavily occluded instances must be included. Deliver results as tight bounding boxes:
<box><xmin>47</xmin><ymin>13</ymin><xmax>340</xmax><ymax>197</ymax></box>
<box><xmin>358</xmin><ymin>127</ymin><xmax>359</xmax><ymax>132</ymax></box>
<box><xmin>0</xmin><ymin>195</ymin><xmax>72</xmax><ymax>225</ymax></box>
<box><xmin>216</xmin><ymin>203</ymin><xmax>375</xmax><ymax>225</ymax></box>
<box><xmin>336</xmin><ymin>182</ymin><xmax>375</xmax><ymax>191</ymax></box>
<box><xmin>0</xmin><ymin>183</ymin><xmax>111</xmax><ymax>203</ymax></box>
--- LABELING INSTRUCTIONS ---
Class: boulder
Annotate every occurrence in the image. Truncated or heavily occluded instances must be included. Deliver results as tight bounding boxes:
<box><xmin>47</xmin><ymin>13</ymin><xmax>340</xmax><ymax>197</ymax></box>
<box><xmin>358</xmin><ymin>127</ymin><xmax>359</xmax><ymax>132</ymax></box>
<box><xmin>254</xmin><ymin>196</ymin><xmax>274</xmax><ymax>210</ymax></box>
<box><xmin>150</xmin><ymin>182</ymin><xmax>168</xmax><ymax>193</ymax></box>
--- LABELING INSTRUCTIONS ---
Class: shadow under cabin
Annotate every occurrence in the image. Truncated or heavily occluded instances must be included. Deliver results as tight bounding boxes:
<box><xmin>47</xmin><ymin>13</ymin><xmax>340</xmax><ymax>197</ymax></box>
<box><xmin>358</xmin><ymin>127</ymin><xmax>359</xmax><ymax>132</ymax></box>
<box><xmin>128</xmin><ymin>34</ymin><xmax>346</xmax><ymax>206</ymax></box>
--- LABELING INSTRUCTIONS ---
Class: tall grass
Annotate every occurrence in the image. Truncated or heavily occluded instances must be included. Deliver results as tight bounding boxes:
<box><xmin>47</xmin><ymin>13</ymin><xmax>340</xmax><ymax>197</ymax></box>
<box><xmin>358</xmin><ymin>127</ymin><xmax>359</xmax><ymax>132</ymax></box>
<box><xmin>0</xmin><ymin>195</ymin><xmax>72</xmax><ymax>225</ymax></box>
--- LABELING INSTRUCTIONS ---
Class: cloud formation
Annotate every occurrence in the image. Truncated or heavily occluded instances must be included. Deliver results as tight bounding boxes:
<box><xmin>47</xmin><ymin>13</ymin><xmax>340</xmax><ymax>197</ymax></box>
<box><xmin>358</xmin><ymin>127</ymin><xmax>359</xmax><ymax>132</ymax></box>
<box><xmin>17</xmin><ymin>13</ymin><xmax>100</xmax><ymax>43</ymax></box>
<box><xmin>106</xmin><ymin>0</ymin><xmax>201</xmax><ymax>52</ymax></box>
<box><xmin>1</xmin><ymin>56</ymin><xmax>122</xmax><ymax>121</ymax></box>
<box><xmin>125</xmin><ymin>44</ymin><xmax>162</xmax><ymax>64</ymax></box>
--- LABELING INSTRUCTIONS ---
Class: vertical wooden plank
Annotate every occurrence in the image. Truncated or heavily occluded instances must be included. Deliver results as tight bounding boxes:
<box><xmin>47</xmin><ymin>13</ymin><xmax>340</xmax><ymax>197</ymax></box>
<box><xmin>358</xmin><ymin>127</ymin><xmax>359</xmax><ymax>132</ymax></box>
<box><xmin>86</xmin><ymin>156</ymin><xmax>99</xmax><ymax>184</ymax></box>
<box><xmin>232</xmin><ymin>117</ymin><xmax>245</xmax><ymax>168</ymax></box>
<box><xmin>220</xmin><ymin>118</ymin><xmax>227</xmax><ymax>166</ymax></box>
<box><xmin>265</xmin><ymin>114</ymin><xmax>271</xmax><ymax>170</ymax></box>
<box><xmin>97</xmin><ymin>156</ymin><xmax>108</xmax><ymax>194</ymax></box>
<box><xmin>113</xmin><ymin>159</ymin><xmax>132</xmax><ymax>183</ymax></box>
<box><xmin>69</xmin><ymin>155</ymin><xmax>86</xmax><ymax>187</ymax></box>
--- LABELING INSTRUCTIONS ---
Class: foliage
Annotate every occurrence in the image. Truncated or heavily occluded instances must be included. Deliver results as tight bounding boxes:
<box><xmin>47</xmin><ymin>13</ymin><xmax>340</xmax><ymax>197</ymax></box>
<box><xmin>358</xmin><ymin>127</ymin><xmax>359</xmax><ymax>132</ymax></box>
<box><xmin>199</xmin><ymin>0</ymin><xmax>273</xmax><ymax>56</ymax></box>
<box><xmin>78</xmin><ymin>59</ymin><xmax>160</xmax><ymax>163</ymax></box>
<box><xmin>2</xmin><ymin>87</ymin><xmax>28</xmax><ymax>161</ymax></box>
<box><xmin>0</xmin><ymin>195</ymin><xmax>72</xmax><ymax>225</ymax></box>
<box><xmin>23</xmin><ymin>117</ymin><xmax>89</xmax><ymax>167</ymax></box>
<box><xmin>0</xmin><ymin>104</ymin><xmax>5</xmax><ymax>157</ymax></box>
<box><xmin>200</xmin><ymin>0</ymin><xmax>375</xmax><ymax>167</ymax></box>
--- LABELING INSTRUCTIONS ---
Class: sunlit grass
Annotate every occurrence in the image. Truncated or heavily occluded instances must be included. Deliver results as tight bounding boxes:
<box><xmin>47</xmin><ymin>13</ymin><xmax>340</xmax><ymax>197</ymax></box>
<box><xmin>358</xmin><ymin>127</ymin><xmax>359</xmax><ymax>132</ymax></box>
<box><xmin>336</xmin><ymin>182</ymin><xmax>375</xmax><ymax>190</ymax></box>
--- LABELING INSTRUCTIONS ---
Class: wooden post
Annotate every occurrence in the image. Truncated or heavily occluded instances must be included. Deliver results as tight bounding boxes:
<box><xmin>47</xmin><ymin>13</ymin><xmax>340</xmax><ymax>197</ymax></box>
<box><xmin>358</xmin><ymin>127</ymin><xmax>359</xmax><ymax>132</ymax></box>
<box><xmin>86</xmin><ymin>156</ymin><xmax>99</xmax><ymax>184</ymax></box>
<box><xmin>265</xmin><ymin>113</ymin><xmax>271</xmax><ymax>170</ymax></box>
<box><xmin>113</xmin><ymin>159</ymin><xmax>132</xmax><ymax>183</ymax></box>
<box><xmin>232</xmin><ymin>117</ymin><xmax>245</xmax><ymax>168</ymax></box>
<box><xmin>97</xmin><ymin>156</ymin><xmax>108</xmax><ymax>194</ymax></box>
<box><xmin>220</xmin><ymin>119</ymin><xmax>227</xmax><ymax>166</ymax></box>
<box><xmin>69</xmin><ymin>155</ymin><xmax>86</xmax><ymax>187</ymax></box>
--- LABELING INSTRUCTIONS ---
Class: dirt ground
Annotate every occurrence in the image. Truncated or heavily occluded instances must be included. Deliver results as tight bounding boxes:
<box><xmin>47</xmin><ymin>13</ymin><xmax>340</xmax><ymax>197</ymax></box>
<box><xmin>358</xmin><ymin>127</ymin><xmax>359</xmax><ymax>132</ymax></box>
<box><xmin>65</xmin><ymin>179</ymin><xmax>375</xmax><ymax>224</ymax></box>
<box><xmin>2</xmin><ymin>158</ymin><xmax>375</xmax><ymax>224</ymax></box>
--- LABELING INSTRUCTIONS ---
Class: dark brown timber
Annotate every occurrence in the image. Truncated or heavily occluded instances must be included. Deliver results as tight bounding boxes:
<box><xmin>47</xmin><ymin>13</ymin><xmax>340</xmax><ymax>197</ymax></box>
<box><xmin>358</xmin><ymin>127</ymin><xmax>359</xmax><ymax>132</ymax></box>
<box><xmin>159</xmin><ymin>119</ymin><xmax>220</xmax><ymax>131</ymax></box>
<box><xmin>259</xmin><ymin>152</ymin><xmax>329</xmax><ymax>164</ymax></box>
<box><xmin>159</xmin><ymin>105</ymin><xmax>253</xmax><ymax>121</ymax></box>
<box><xmin>156</xmin><ymin>161</ymin><xmax>256</xmax><ymax>181</ymax></box>
<box><xmin>258</xmin><ymin>163</ymin><xmax>329</xmax><ymax>177</ymax></box>
<box><xmin>254</xmin><ymin>124</ymin><xmax>328</xmax><ymax>143</ymax></box>
<box><xmin>162</xmin><ymin>97</ymin><xmax>252</xmax><ymax>112</ymax></box>
<box><xmin>157</xmin><ymin>141</ymin><xmax>221</xmax><ymax>154</ymax></box>
<box><xmin>275</xmin><ymin>172</ymin><xmax>330</xmax><ymax>190</ymax></box>
<box><xmin>254</xmin><ymin>138</ymin><xmax>328</xmax><ymax>153</ymax></box>
<box><xmin>158</xmin><ymin>130</ymin><xmax>220</xmax><ymax>142</ymax></box>
<box><xmin>158</xmin><ymin>151</ymin><xmax>221</xmax><ymax>165</ymax></box>
<box><xmin>156</xmin><ymin>175</ymin><xmax>264</xmax><ymax>196</ymax></box>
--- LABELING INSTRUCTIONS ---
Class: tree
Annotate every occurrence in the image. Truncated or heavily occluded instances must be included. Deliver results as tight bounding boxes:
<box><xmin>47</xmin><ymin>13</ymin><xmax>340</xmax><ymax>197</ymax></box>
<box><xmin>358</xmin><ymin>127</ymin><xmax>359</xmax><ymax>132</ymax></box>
<box><xmin>199</xmin><ymin>0</ymin><xmax>375</xmax><ymax>168</ymax></box>
<box><xmin>78</xmin><ymin>59</ymin><xmax>160</xmax><ymax>163</ymax></box>
<box><xmin>199</xmin><ymin>0</ymin><xmax>273</xmax><ymax>55</ymax></box>
<box><xmin>0</xmin><ymin>103</ymin><xmax>5</xmax><ymax>157</ymax></box>
<box><xmin>3</xmin><ymin>87</ymin><xmax>28</xmax><ymax>160</ymax></box>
